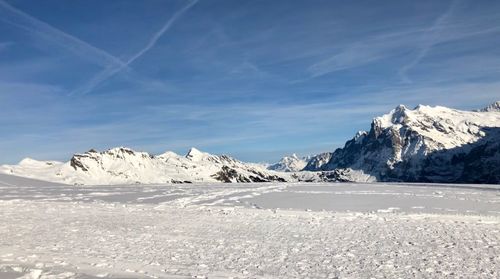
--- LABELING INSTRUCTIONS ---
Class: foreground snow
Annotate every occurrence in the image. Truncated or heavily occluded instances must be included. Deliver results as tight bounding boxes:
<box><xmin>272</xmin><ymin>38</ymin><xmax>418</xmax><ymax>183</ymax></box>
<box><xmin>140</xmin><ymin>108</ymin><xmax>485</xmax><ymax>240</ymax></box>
<box><xmin>0</xmin><ymin>175</ymin><xmax>499</xmax><ymax>278</ymax></box>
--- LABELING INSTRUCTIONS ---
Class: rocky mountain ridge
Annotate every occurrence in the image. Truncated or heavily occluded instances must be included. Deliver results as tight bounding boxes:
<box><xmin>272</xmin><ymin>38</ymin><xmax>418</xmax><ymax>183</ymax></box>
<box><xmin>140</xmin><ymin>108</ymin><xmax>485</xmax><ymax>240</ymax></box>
<box><xmin>0</xmin><ymin>147</ymin><xmax>292</xmax><ymax>185</ymax></box>
<box><xmin>2</xmin><ymin>101</ymin><xmax>499</xmax><ymax>185</ymax></box>
<box><xmin>305</xmin><ymin>101</ymin><xmax>500</xmax><ymax>184</ymax></box>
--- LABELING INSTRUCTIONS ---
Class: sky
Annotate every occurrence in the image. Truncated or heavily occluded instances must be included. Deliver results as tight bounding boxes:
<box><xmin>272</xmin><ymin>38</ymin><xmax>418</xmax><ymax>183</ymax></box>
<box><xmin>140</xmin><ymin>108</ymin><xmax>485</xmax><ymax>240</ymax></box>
<box><xmin>1</xmin><ymin>0</ymin><xmax>500</xmax><ymax>164</ymax></box>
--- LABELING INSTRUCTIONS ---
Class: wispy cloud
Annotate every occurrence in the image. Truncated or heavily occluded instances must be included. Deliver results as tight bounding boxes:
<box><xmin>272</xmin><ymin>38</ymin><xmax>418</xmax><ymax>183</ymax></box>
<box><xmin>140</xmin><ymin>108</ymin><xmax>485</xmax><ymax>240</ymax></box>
<box><xmin>70</xmin><ymin>0</ymin><xmax>199</xmax><ymax>96</ymax></box>
<box><xmin>303</xmin><ymin>0</ymin><xmax>500</xmax><ymax>83</ymax></box>
<box><xmin>398</xmin><ymin>0</ymin><xmax>459</xmax><ymax>83</ymax></box>
<box><xmin>0</xmin><ymin>0</ymin><xmax>127</xmax><ymax>70</ymax></box>
<box><xmin>301</xmin><ymin>27</ymin><xmax>429</xmax><ymax>81</ymax></box>
<box><xmin>126</xmin><ymin>0</ymin><xmax>199</xmax><ymax>66</ymax></box>
<box><xmin>306</xmin><ymin>42</ymin><xmax>392</xmax><ymax>78</ymax></box>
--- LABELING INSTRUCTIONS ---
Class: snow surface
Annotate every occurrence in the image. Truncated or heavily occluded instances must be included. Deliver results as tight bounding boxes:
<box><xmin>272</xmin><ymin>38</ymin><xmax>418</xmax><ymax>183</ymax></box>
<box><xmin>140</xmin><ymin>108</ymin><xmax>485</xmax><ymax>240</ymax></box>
<box><xmin>0</xmin><ymin>173</ymin><xmax>499</xmax><ymax>278</ymax></box>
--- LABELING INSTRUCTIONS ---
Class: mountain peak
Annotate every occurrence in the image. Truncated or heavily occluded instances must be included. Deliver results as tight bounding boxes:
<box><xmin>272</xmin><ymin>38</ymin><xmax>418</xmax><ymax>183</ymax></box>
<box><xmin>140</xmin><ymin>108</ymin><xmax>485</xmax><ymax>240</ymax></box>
<box><xmin>267</xmin><ymin>153</ymin><xmax>309</xmax><ymax>172</ymax></box>
<box><xmin>157</xmin><ymin>151</ymin><xmax>179</xmax><ymax>159</ymax></box>
<box><xmin>106</xmin><ymin>147</ymin><xmax>136</xmax><ymax>155</ymax></box>
<box><xmin>480</xmin><ymin>101</ymin><xmax>500</xmax><ymax>112</ymax></box>
<box><xmin>391</xmin><ymin>104</ymin><xmax>409</xmax><ymax>124</ymax></box>
<box><xmin>375</xmin><ymin>104</ymin><xmax>411</xmax><ymax>128</ymax></box>
<box><xmin>395</xmin><ymin>104</ymin><xmax>407</xmax><ymax>111</ymax></box>
<box><xmin>354</xmin><ymin>131</ymin><xmax>368</xmax><ymax>143</ymax></box>
<box><xmin>19</xmin><ymin>158</ymin><xmax>41</xmax><ymax>166</ymax></box>
<box><xmin>185</xmin><ymin>147</ymin><xmax>206</xmax><ymax>161</ymax></box>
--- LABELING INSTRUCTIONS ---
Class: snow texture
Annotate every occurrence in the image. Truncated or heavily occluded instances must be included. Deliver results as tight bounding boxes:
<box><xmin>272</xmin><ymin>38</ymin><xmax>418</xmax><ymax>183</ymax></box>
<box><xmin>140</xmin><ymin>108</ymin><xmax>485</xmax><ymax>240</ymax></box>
<box><xmin>0</xmin><ymin>147</ymin><xmax>290</xmax><ymax>185</ymax></box>
<box><xmin>267</xmin><ymin>154</ymin><xmax>310</xmax><ymax>172</ymax></box>
<box><xmin>2</xmin><ymin>102</ymin><xmax>499</xmax><ymax>185</ymax></box>
<box><xmin>310</xmin><ymin>101</ymin><xmax>500</xmax><ymax>184</ymax></box>
<box><xmin>0</xmin><ymin>173</ymin><xmax>499</xmax><ymax>278</ymax></box>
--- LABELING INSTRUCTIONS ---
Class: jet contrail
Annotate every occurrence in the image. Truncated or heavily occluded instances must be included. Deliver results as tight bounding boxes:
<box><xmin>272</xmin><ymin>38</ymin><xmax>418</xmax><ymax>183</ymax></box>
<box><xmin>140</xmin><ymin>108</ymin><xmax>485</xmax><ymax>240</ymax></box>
<box><xmin>70</xmin><ymin>0</ymin><xmax>199</xmax><ymax>96</ymax></box>
<box><xmin>0</xmin><ymin>0</ymin><xmax>127</xmax><ymax>70</ymax></box>
<box><xmin>126</xmin><ymin>0</ymin><xmax>199</xmax><ymax>66</ymax></box>
<box><xmin>398</xmin><ymin>0</ymin><xmax>459</xmax><ymax>83</ymax></box>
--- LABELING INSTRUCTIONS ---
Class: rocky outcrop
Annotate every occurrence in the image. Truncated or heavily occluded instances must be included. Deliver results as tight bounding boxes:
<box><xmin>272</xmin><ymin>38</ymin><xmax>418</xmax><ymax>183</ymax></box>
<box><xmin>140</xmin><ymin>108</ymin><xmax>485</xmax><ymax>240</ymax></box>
<box><xmin>2</xmin><ymin>102</ymin><xmax>499</xmax><ymax>185</ymax></box>
<box><xmin>1</xmin><ymin>147</ymin><xmax>291</xmax><ymax>185</ymax></box>
<box><xmin>307</xmin><ymin>102</ymin><xmax>500</xmax><ymax>184</ymax></box>
<box><xmin>478</xmin><ymin>101</ymin><xmax>500</xmax><ymax>112</ymax></box>
<box><xmin>303</xmin><ymin>152</ymin><xmax>333</xmax><ymax>171</ymax></box>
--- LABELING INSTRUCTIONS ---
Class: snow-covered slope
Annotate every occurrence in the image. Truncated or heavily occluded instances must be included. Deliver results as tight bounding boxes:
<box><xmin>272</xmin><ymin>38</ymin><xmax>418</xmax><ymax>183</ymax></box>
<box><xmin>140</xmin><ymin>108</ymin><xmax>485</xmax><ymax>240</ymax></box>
<box><xmin>0</xmin><ymin>173</ymin><xmax>67</xmax><ymax>187</ymax></box>
<box><xmin>267</xmin><ymin>154</ymin><xmax>310</xmax><ymax>172</ymax></box>
<box><xmin>0</xmin><ymin>147</ymin><xmax>289</xmax><ymax>185</ymax></box>
<box><xmin>303</xmin><ymin>152</ymin><xmax>333</xmax><ymax>171</ymax></box>
<box><xmin>478</xmin><ymin>101</ymin><xmax>500</xmax><ymax>112</ymax></box>
<box><xmin>308</xmin><ymin>101</ymin><xmax>500</xmax><ymax>184</ymax></box>
<box><xmin>3</xmin><ymin>102</ymin><xmax>499</xmax><ymax>185</ymax></box>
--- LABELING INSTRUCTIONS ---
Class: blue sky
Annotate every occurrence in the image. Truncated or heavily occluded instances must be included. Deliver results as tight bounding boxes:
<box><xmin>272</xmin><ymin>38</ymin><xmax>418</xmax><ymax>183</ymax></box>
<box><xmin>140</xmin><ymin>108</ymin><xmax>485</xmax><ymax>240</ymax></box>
<box><xmin>1</xmin><ymin>0</ymin><xmax>500</xmax><ymax>164</ymax></box>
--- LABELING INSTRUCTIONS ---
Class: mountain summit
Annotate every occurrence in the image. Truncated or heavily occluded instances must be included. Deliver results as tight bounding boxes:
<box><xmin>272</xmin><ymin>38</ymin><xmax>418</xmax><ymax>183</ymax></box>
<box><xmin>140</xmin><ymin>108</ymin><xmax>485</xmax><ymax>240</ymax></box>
<box><xmin>306</xmin><ymin>102</ymin><xmax>500</xmax><ymax>183</ymax></box>
<box><xmin>267</xmin><ymin>154</ymin><xmax>310</xmax><ymax>172</ymax></box>
<box><xmin>0</xmin><ymin>147</ymin><xmax>290</xmax><ymax>185</ymax></box>
<box><xmin>479</xmin><ymin>101</ymin><xmax>500</xmax><ymax>112</ymax></box>
<box><xmin>2</xmin><ymin>102</ymin><xmax>499</xmax><ymax>185</ymax></box>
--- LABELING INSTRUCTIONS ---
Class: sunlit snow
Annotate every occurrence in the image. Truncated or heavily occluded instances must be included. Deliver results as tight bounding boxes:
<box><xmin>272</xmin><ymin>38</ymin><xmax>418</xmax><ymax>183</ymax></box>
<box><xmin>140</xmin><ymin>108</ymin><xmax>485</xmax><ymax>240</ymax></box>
<box><xmin>0</xmin><ymin>174</ymin><xmax>499</xmax><ymax>278</ymax></box>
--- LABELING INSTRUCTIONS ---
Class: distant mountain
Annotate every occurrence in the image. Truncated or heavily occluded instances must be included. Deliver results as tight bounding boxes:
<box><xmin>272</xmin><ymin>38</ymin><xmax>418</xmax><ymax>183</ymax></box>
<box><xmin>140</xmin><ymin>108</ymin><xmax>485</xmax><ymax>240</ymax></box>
<box><xmin>2</xmin><ymin>101</ymin><xmax>499</xmax><ymax>185</ymax></box>
<box><xmin>0</xmin><ymin>147</ymin><xmax>289</xmax><ymax>185</ymax></box>
<box><xmin>267</xmin><ymin>154</ymin><xmax>310</xmax><ymax>172</ymax></box>
<box><xmin>303</xmin><ymin>152</ymin><xmax>333</xmax><ymax>171</ymax></box>
<box><xmin>306</xmin><ymin>101</ymin><xmax>500</xmax><ymax>184</ymax></box>
<box><xmin>478</xmin><ymin>101</ymin><xmax>500</xmax><ymax>112</ymax></box>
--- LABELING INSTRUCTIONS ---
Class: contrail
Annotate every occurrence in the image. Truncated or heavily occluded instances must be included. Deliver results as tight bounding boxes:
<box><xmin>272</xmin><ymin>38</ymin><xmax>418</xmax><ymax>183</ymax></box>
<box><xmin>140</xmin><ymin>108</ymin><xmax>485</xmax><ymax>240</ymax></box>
<box><xmin>125</xmin><ymin>0</ymin><xmax>199</xmax><ymax>66</ymax></box>
<box><xmin>398</xmin><ymin>0</ymin><xmax>459</xmax><ymax>83</ymax></box>
<box><xmin>70</xmin><ymin>0</ymin><xmax>199</xmax><ymax>96</ymax></box>
<box><xmin>0</xmin><ymin>0</ymin><xmax>128</xmax><ymax>70</ymax></box>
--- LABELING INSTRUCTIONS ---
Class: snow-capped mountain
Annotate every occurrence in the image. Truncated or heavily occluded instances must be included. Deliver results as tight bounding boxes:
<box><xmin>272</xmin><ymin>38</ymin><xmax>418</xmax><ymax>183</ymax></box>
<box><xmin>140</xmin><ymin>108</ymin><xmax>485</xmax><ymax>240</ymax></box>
<box><xmin>307</xmin><ymin>101</ymin><xmax>500</xmax><ymax>184</ymax></box>
<box><xmin>267</xmin><ymin>154</ymin><xmax>310</xmax><ymax>172</ymax></box>
<box><xmin>303</xmin><ymin>152</ymin><xmax>333</xmax><ymax>171</ymax></box>
<box><xmin>0</xmin><ymin>147</ymin><xmax>289</xmax><ymax>185</ymax></box>
<box><xmin>478</xmin><ymin>101</ymin><xmax>500</xmax><ymax>112</ymax></box>
<box><xmin>2</xmin><ymin>102</ymin><xmax>499</xmax><ymax>185</ymax></box>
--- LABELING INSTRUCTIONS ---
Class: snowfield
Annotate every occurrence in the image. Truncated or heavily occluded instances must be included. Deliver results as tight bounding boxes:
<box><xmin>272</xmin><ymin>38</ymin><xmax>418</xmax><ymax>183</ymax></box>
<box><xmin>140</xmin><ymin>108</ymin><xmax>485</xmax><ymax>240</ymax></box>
<box><xmin>0</xmin><ymin>174</ymin><xmax>499</xmax><ymax>278</ymax></box>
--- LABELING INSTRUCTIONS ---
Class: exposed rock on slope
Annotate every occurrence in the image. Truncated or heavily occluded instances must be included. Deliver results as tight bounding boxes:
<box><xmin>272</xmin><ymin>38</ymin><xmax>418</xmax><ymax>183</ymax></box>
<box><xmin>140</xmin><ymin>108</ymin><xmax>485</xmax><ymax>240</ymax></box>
<box><xmin>2</xmin><ymin>102</ymin><xmax>499</xmax><ymax>185</ymax></box>
<box><xmin>478</xmin><ymin>101</ymin><xmax>500</xmax><ymax>112</ymax></box>
<box><xmin>303</xmin><ymin>152</ymin><xmax>333</xmax><ymax>171</ymax></box>
<box><xmin>307</xmin><ymin>102</ymin><xmax>500</xmax><ymax>184</ymax></box>
<box><xmin>0</xmin><ymin>147</ymin><xmax>290</xmax><ymax>185</ymax></box>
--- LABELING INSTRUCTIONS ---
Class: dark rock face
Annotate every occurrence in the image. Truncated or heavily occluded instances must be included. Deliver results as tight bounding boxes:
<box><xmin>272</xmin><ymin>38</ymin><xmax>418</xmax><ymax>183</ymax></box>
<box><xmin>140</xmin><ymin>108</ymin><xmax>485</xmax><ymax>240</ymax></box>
<box><xmin>307</xmin><ymin>104</ymin><xmax>500</xmax><ymax>184</ymax></box>
<box><xmin>479</xmin><ymin>101</ymin><xmax>500</xmax><ymax>112</ymax></box>
<box><xmin>70</xmin><ymin>156</ymin><xmax>88</xmax><ymax>172</ymax></box>
<box><xmin>303</xmin><ymin>152</ymin><xmax>333</xmax><ymax>171</ymax></box>
<box><xmin>211</xmin><ymin>166</ymin><xmax>286</xmax><ymax>183</ymax></box>
<box><xmin>417</xmin><ymin>128</ymin><xmax>500</xmax><ymax>184</ymax></box>
<box><xmin>319</xmin><ymin>169</ymin><xmax>360</xmax><ymax>182</ymax></box>
<box><xmin>248</xmin><ymin>169</ymin><xmax>287</xmax><ymax>182</ymax></box>
<box><xmin>212</xmin><ymin>166</ymin><xmax>240</xmax><ymax>183</ymax></box>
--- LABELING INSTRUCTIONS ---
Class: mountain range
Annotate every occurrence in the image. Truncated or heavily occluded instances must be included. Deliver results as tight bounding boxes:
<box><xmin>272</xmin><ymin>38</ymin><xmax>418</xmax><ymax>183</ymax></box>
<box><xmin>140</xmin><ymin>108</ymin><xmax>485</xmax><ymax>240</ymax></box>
<box><xmin>303</xmin><ymin>101</ymin><xmax>500</xmax><ymax>184</ymax></box>
<box><xmin>0</xmin><ymin>147</ymin><xmax>293</xmax><ymax>185</ymax></box>
<box><xmin>1</xmin><ymin>101</ymin><xmax>499</xmax><ymax>185</ymax></box>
